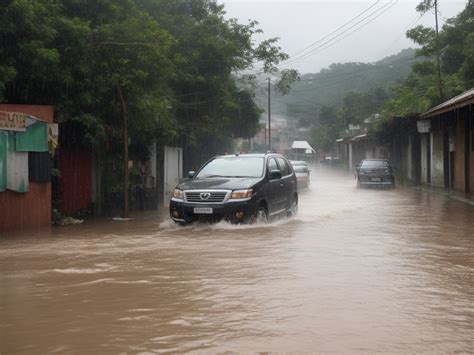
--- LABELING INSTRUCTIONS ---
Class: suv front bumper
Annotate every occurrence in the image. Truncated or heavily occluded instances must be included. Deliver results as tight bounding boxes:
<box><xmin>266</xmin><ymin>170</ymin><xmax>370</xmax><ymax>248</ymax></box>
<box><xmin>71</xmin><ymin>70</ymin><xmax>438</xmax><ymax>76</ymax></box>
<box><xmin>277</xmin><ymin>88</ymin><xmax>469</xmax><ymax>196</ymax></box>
<box><xmin>169</xmin><ymin>198</ymin><xmax>258</xmax><ymax>224</ymax></box>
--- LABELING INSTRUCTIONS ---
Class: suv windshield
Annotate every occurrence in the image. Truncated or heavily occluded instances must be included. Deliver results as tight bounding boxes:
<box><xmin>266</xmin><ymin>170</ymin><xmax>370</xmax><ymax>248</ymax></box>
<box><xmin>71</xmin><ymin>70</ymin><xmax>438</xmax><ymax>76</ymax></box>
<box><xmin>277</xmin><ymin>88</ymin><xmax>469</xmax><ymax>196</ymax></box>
<box><xmin>196</xmin><ymin>157</ymin><xmax>264</xmax><ymax>178</ymax></box>
<box><xmin>361</xmin><ymin>160</ymin><xmax>389</xmax><ymax>168</ymax></box>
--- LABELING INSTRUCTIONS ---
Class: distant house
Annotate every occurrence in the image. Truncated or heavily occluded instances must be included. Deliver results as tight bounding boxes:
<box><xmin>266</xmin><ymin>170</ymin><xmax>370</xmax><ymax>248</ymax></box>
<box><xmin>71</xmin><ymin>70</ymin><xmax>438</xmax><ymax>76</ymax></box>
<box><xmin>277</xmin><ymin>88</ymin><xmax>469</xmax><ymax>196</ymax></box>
<box><xmin>335</xmin><ymin>88</ymin><xmax>473</xmax><ymax>196</ymax></box>
<box><xmin>290</xmin><ymin>141</ymin><xmax>317</xmax><ymax>161</ymax></box>
<box><xmin>418</xmin><ymin>88</ymin><xmax>474</xmax><ymax>193</ymax></box>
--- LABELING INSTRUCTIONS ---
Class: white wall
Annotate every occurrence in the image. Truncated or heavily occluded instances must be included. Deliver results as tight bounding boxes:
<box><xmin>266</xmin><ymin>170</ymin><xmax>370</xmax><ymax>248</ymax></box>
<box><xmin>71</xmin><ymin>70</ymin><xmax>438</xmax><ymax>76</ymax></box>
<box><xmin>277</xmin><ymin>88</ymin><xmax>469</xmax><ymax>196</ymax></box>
<box><xmin>420</xmin><ymin>133</ymin><xmax>429</xmax><ymax>184</ymax></box>
<box><xmin>163</xmin><ymin>146</ymin><xmax>183</xmax><ymax>205</ymax></box>
<box><xmin>407</xmin><ymin>136</ymin><xmax>413</xmax><ymax>180</ymax></box>
<box><xmin>430</xmin><ymin>131</ymin><xmax>444</xmax><ymax>187</ymax></box>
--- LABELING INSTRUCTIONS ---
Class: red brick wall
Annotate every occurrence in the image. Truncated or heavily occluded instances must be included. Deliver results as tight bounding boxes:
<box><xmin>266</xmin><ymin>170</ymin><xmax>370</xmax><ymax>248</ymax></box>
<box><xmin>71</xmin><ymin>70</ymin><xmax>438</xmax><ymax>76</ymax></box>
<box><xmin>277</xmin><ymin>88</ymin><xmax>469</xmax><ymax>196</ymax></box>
<box><xmin>0</xmin><ymin>104</ymin><xmax>53</xmax><ymax>234</ymax></box>
<box><xmin>59</xmin><ymin>151</ymin><xmax>92</xmax><ymax>214</ymax></box>
<box><xmin>0</xmin><ymin>183</ymin><xmax>51</xmax><ymax>235</ymax></box>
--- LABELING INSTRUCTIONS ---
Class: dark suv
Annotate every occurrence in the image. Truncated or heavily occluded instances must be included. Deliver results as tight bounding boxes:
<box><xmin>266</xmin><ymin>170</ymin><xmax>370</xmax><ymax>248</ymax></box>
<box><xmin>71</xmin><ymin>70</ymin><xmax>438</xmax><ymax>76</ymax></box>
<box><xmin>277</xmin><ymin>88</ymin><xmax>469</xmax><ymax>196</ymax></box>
<box><xmin>170</xmin><ymin>153</ymin><xmax>298</xmax><ymax>225</ymax></box>
<box><xmin>356</xmin><ymin>159</ymin><xmax>395</xmax><ymax>188</ymax></box>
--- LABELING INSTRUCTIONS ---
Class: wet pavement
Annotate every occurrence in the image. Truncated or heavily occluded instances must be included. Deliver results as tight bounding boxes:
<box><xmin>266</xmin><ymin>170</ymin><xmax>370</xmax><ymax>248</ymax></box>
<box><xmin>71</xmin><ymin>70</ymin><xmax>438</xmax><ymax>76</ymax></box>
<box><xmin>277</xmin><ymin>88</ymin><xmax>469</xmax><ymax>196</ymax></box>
<box><xmin>1</xmin><ymin>168</ymin><xmax>473</xmax><ymax>353</ymax></box>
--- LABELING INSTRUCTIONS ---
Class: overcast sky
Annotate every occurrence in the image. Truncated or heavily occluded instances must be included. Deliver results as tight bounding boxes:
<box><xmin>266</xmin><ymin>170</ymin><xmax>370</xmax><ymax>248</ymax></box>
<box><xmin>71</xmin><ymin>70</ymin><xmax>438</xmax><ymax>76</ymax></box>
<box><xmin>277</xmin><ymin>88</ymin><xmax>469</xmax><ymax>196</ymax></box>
<box><xmin>223</xmin><ymin>0</ymin><xmax>468</xmax><ymax>74</ymax></box>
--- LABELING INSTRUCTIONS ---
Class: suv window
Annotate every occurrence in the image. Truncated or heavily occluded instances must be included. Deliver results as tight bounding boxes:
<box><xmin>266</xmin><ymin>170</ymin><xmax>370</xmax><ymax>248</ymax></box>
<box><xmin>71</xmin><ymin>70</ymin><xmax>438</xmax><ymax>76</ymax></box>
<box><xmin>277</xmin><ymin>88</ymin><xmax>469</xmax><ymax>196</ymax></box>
<box><xmin>277</xmin><ymin>157</ymin><xmax>290</xmax><ymax>176</ymax></box>
<box><xmin>361</xmin><ymin>160</ymin><xmax>389</xmax><ymax>168</ymax></box>
<box><xmin>268</xmin><ymin>158</ymin><xmax>278</xmax><ymax>173</ymax></box>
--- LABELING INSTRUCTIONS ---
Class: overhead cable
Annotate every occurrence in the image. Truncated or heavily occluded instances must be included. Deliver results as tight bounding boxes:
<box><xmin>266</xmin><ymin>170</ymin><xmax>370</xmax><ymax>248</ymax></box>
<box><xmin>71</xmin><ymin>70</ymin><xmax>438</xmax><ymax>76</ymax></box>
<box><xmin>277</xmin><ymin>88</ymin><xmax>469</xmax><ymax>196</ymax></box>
<box><xmin>287</xmin><ymin>0</ymin><xmax>382</xmax><ymax>59</ymax></box>
<box><xmin>281</xmin><ymin>1</ymin><xmax>399</xmax><ymax>66</ymax></box>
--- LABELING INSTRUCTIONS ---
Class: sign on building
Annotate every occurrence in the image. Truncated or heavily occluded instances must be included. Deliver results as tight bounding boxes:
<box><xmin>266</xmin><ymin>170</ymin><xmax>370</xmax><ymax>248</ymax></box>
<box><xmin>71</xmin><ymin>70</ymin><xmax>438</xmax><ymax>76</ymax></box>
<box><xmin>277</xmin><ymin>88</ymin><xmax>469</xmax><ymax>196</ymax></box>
<box><xmin>417</xmin><ymin>120</ymin><xmax>431</xmax><ymax>133</ymax></box>
<box><xmin>0</xmin><ymin>111</ymin><xmax>27</xmax><ymax>132</ymax></box>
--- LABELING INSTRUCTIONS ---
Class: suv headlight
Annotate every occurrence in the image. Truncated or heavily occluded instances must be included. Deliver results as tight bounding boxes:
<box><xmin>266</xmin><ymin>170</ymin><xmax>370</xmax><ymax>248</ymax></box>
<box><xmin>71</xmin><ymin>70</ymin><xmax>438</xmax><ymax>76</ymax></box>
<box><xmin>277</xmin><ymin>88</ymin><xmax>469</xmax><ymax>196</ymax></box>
<box><xmin>173</xmin><ymin>189</ymin><xmax>183</xmax><ymax>200</ymax></box>
<box><xmin>230</xmin><ymin>189</ymin><xmax>253</xmax><ymax>200</ymax></box>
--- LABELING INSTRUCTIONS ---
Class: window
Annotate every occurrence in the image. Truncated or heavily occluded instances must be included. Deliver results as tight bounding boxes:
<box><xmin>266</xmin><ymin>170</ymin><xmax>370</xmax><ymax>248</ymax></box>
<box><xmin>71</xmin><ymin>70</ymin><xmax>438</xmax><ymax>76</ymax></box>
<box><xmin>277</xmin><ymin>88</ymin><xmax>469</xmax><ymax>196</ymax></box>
<box><xmin>277</xmin><ymin>157</ymin><xmax>290</xmax><ymax>176</ymax></box>
<box><xmin>361</xmin><ymin>160</ymin><xmax>389</xmax><ymax>168</ymax></box>
<box><xmin>268</xmin><ymin>158</ymin><xmax>278</xmax><ymax>173</ymax></box>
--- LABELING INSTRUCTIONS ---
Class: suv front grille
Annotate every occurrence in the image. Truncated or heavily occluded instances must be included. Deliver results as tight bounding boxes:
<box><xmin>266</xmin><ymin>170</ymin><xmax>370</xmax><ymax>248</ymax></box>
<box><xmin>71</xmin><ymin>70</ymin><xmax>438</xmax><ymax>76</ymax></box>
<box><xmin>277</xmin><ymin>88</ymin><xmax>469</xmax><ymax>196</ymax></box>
<box><xmin>185</xmin><ymin>191</ymin><xmax>230</xmax><ymax>203</ymax></box>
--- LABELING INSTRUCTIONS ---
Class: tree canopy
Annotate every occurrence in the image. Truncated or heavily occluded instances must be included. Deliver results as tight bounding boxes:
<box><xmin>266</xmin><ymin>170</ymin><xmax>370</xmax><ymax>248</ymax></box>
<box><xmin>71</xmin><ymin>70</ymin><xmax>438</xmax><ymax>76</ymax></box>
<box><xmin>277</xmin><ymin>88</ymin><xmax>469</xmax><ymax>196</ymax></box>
<box><xmin>0</xmin><ymin>0</ymin><xmax>296</xmax><ymax>213</ymax></box>
<box><xmin>383</xmin><ymin>0</ymin><xmax>473</xmax><ymax>116</ymax></box>
<box><xmin>0</xmin><ymin>0</ymin><xmax>293</xmax><ymax>151</ymax></box>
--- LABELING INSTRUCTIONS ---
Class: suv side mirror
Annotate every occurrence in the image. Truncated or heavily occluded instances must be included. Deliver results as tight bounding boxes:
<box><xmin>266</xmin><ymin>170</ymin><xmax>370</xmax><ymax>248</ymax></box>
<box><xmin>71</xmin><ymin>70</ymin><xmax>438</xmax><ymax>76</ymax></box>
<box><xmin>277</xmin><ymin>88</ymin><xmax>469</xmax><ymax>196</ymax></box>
<box><xmin>188</xmin><ymin>171</ymin><xmax>195</xmax><ymax>178</ymax></box>
<box><xmin>269</xmin><ymin>169</ymin><xmax>282</xmax><ymax>180</ymax></box>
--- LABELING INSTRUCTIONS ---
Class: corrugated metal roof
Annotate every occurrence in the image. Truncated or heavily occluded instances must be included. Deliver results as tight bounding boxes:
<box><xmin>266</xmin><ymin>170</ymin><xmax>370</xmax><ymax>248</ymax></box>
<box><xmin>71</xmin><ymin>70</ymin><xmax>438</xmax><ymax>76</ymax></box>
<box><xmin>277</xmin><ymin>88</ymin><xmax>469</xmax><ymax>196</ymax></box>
<box><xmin>420</xmin><ymin>88</ymin><xmax>474</xmax><ymax>118</ymax></box>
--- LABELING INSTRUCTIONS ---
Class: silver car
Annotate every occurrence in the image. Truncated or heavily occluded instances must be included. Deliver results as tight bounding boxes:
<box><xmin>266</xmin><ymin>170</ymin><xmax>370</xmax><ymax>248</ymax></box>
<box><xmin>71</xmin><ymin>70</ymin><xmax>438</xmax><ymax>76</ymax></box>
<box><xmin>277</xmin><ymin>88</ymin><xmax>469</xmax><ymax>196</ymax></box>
<box><xmin>290</xmin><ymin>161</ymin><xmax>311</xmax><ymax>189</ymax></box>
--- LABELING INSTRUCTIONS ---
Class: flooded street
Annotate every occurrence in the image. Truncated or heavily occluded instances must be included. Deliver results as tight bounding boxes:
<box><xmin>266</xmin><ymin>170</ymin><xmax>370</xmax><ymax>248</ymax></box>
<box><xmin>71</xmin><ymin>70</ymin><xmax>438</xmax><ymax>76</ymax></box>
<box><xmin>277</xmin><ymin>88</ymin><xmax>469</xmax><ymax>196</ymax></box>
<box><xmin>1</xmin><ymin>168</ymin><xmax>473</xmax><ymax>354</ymax></box>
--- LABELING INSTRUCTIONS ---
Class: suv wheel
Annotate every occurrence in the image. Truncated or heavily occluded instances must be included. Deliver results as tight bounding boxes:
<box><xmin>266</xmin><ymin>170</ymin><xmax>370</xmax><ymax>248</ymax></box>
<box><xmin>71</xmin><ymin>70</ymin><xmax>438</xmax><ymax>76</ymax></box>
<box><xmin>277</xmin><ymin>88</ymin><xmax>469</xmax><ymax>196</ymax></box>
<box><xmin>287</xmin><ymin>194</ymin><xmax>298</xmax><ymax>217</ymax></box>
<box><xmin>253</xmin><ymin>205</ymin><xmax>268</xmax><ymax>224</ymax></box>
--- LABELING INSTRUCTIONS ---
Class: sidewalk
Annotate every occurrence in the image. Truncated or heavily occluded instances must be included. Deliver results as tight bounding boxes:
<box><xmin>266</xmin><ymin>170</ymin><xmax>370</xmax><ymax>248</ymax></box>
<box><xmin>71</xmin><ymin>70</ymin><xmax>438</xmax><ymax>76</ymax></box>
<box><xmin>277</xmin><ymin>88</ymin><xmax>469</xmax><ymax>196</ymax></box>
<box><xmin>411</xmin><ymin>185</ymin><xmax>474</xmax><ymax>207</ymax></box>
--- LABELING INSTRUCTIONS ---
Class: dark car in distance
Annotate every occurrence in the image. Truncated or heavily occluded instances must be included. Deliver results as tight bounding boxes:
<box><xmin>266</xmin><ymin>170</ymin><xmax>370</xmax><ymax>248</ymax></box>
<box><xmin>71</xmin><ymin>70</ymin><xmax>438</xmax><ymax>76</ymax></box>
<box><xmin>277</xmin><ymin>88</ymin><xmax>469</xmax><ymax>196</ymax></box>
<box><xmin>356</xmin><ymin>159</ymin><xmax>395</xmax><ymax>188</ymax></box>
<box><xmin>170</xmin><ymin>153</ymin><xmax>298</xmax><ymax>225</ymax></box>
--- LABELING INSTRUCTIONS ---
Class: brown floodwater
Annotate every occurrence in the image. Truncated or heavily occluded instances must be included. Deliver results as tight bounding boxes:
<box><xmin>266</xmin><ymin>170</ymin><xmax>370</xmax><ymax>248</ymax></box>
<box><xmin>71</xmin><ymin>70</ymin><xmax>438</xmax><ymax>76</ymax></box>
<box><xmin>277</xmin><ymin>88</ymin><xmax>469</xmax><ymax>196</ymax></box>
<box><xmin>1</xmin><ymin>168</ymin><xmax>473</xmax><ymax>353</ymax></box>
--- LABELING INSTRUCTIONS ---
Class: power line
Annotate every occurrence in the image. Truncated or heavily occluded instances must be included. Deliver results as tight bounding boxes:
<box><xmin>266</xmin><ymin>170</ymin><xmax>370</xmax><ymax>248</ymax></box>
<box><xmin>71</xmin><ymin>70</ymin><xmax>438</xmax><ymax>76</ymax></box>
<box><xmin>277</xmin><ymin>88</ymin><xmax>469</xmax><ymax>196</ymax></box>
<box><xmin>250</xmin><ymin>1</ymin><xmax>387</xmax><ymax>73</ymax></box>
<box><xmin>281</xmin><ymin>1</ymin><xmax>398</xmax><ymax>66</ymax></box>
<box><xmin>287</xmin><ymin>0</ymin><xmax>382</xmax><ymax>59</ymax></box>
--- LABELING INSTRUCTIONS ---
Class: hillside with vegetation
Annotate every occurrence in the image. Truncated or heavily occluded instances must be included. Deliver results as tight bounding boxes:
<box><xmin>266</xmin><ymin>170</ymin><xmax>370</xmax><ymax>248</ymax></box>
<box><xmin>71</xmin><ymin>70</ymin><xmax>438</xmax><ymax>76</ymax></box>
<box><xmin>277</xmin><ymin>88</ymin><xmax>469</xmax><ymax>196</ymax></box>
<box><xmin>273</xmin><ymin>48</ymin><xmax>417</xmax><ymax>127</ymax></box>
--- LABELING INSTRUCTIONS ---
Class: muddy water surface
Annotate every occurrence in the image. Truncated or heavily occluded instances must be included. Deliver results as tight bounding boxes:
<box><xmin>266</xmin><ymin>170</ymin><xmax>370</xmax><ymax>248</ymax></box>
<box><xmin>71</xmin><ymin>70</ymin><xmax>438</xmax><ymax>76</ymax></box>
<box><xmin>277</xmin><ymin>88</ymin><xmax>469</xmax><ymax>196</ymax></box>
<box><xmin>1</xmin><ymin>169</ymin><xmax>473</xmax><ymax>353</ymax></box>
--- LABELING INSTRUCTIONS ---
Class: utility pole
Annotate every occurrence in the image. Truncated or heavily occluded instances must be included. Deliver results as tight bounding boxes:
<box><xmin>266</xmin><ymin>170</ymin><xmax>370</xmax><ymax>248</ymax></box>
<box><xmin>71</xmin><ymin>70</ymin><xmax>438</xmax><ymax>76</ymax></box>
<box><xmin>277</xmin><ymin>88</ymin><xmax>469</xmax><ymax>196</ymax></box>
<box><xmin>268</xmin><ymin>77</ymin><xmax>271</xmax><ymax>151</ymax></box>
<box><xmin>434</xmin><ymin>0</ymin><xmax>444</xmax><ymax>101</ymax></box>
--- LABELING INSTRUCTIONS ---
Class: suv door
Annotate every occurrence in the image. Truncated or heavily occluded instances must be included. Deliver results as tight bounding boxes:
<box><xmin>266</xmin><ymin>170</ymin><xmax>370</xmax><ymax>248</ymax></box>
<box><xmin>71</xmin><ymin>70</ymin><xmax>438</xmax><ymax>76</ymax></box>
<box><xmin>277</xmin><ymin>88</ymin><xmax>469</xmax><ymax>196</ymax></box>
<box><xmin>265</xmin><ymin>157</ymin><xmax>282</xmax><ymax>215</ymax></box>
<box><xmin>277</xmin><ymin>156</ymin><xmax>294</xmax><ymax>209</ymax></box>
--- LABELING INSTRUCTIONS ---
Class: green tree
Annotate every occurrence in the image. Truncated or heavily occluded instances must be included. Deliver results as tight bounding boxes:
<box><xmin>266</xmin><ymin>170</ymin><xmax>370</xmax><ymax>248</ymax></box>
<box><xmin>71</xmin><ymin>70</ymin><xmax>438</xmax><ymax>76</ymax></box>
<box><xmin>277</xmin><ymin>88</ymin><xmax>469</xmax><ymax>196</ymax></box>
<box><xmin>385</xmin><ymin>1</ymin><xmax>473</xmax><ymax>116</ymax></box>
<box><xmin>0</xmin><ymin>0</ymin><xmax>295</xmax><ymax>215</ymax></box>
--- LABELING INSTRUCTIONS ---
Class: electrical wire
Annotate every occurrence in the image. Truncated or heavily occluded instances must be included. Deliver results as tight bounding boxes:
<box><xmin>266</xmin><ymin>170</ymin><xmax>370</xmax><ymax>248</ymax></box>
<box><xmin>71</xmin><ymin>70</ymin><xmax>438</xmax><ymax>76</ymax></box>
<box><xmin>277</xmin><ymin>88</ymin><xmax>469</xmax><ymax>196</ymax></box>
<box><xmin>281</xmin><ymin>1</ymin><xmax>398</xmax><ymax>66</ymax></box>
<box><xmin>286</xmin><ymin>0</ymin><xmax>398</xmax><ymax>64</ymax></box>
<box><xmin>287</xmin><ymin>0</ymin><xmax>382</xmax><ymax>59</ymax></box>
<box><xmin>250</xmin><ymin>1</ymin><xmax>390</xmax><ymax>73</ymax></box>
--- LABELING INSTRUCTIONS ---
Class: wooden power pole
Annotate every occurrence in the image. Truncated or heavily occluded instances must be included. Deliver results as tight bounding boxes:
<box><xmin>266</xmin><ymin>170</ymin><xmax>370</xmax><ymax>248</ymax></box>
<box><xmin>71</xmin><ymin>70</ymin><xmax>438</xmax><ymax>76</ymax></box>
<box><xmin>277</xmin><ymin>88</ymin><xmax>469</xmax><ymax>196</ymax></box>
<box><xmin>434</xmin><ymin>0</ymin><xmax>444</xmax><ymax>101</ymax></box>
<box><xmin>268</xmin><ymin>77</ymin><xmax>271</xmax><ymax>151</ymax></box>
